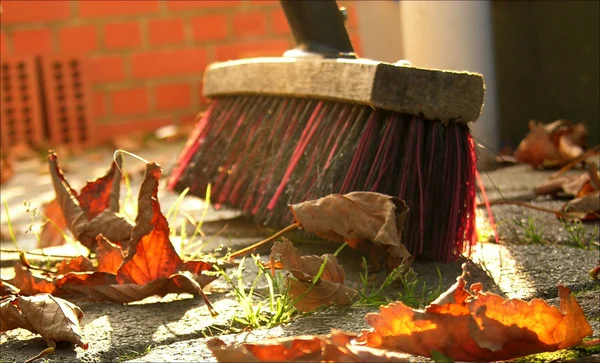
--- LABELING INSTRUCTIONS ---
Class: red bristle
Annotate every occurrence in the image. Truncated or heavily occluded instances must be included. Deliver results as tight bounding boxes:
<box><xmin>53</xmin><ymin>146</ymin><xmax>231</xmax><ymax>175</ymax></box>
<box><xmin>267</xmin><ymin>101</ymin><xmax>325</xmax><ymax>210</ymax></box>
<box><xmin>340</xmin><ymin>112</ymin><xmax>377</xmax><ymax>193</ymax></box>
<box><xmin>167</xmin><ymin>101</ymin><xmax>217</xmax><ymax>190</ymax></box>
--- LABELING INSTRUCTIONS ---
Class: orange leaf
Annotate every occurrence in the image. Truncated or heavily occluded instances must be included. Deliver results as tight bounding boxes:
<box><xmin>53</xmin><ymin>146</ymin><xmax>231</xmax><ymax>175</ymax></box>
<box><xmin>208</xmin><ymin>331</ymin><xmax>411</xmax><ymax>362</ymax></box>
<box><xmin>361</xmin><ymin>265</ymin><xmax>593</xmax><ymax>361</ymax></box>
<box><xmin>116</xmin><ymin>163</ymin><xmax>183</xmax><ymax>284</ymax></box>
<box><xmin>9</xmin><ymin>262</ymin><xmax>56</xmax><ymax>296</ymax></box>
<box><xmin>39</xmin><ymin>199</ymin><xmax>69</xmax><ymax>248</ymax></box>
<box><xmin>95</xmin><ymin>236</ymin><xmax>125</xmax><ymax>274</ymax></box>
<box><xmin>515</xmin><ymin>120</ymin><xmax>562</xmax><ymax>168</ymax></box>
<box><xmin>55</xmin><ymin>255</ymin><xmax>95</xmax><ymax>275</ymax></box>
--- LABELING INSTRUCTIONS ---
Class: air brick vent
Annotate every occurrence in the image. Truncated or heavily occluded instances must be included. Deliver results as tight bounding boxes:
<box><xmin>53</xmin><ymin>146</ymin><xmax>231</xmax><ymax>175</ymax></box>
<box><xmin>0</xmin><ymin>57</ymin><xmax>44</xmax><ymax>148</ymax></box>
<box><xmin>0</xmin><ymin>56</ymin><xmax>96</xmax><ymax>150</ymax></box>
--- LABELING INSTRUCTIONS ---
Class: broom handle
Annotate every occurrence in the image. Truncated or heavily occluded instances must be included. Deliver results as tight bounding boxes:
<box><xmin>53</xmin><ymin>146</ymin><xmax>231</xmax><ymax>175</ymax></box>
<box><xmin>280</xmin><ymin>0</ymin><xmax>355</xmax><ymax>58</ymax></box>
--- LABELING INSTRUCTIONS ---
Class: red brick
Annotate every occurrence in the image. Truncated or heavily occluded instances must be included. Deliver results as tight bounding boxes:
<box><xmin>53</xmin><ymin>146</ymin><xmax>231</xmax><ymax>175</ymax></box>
<box><xmin>104</xmin><ymin>22</ymin><xmax>141</xmax><ymax>50</ymax></box>
<box><xmin>131</xmin><ymin>48</ymin><xmax>207</xmax><ymax>79</ymax></box>
<box><xmin>166</xmin><ymin>0</ymin><xmax>241</xmax><ymax>11</ymax></box>
<box><xmin>86</xmin><ymin>56</ymin><xmax>125</xmax><ymax>84</ymax></box>
<box><xmin>59</xmin><ymin>25</ymin><xmax>98</xmax><ymax>54</ymax></box>
<box><xmin>12</xmin><ymin>29</ymin><xmax>54</xmax><ymax>55</ymax></box>
<box><xmin>215</xmin><ymin>40</ymin><xmax>291</xmax><ymax>62</ymax></box>
<box><xmin>92</xmin><ymin>92</ymin><xmax>106</xmax><ymax>118</ymax></box>
<box><xmin>191</xmin><ymin>14</ymin><xmax>228</xmax><ymax>42</ymax></box>
<box><xmin>155</xmin><ymin>83</ymin><xmax>191</xmax><ymax>111</ymax></box>
<box><xmin>271</xmin><ymin>9</ymin><xmax>289</xmax><ymax>35</ymax></box>
<box><xmin>0</xmin><ymin>32</ymin><xmax>8</xmax><ymax>55</ymax></box>
<box><xmin>79</xmin><ymin>0</ymin><xmax>159</xmax><ymax>18</ymax></box>
<box><xmin>0</xmin><ymin>1</ymin><xmax>70</xmax><ymax>24</ymax></box>
<box><xmin>233</xmin><ymin>12</ymin><xmax>267</xmax><ymax>38</ymax></box>
<box><xmin>148</xmin><ymin>18</ymin><xmax>185</xmax><ymax>46</ymax></box>
<box><xmin>112</xmin><ymin>88</ymin><xmax>149</xmax><ymax>116</ymax></box>
<box><xmin>248</xmin><ymin>0</ymin><xmax>279</xmax><ymax>5</ymax></box>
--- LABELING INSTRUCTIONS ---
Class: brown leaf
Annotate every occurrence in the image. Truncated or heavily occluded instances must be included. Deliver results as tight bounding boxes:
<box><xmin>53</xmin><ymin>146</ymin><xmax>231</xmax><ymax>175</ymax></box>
<box><xmin>0</xmin><ymin>280</ymin><xmax>20</xmax><ymax>297</ymax></box>
<box><xmin>515</xmin><ymin>120</ymin><xmax>562</xmax><ymax>167</ymax></box>
<box><xmin>95</xmin><ymin>236</ymin><xmax>125</xmax><ymax>274</ymax></box>
<box><xmin>289</xmin><ymin>192</ymin><xmax>411</xmax><ymax>270</ymax></box>
<box><xmin>0</xmin><ymin>294</ymin><xmax>88</xmax><ymax>349</ymax></box>
<box><xmin>361</xmin><ymin>265</ymin><xmax>593</xmax><ymax>361</ymax></box>
<box><xmin>562</xmin><ymin>190</ymin><xmax>600</xmax><ymax>221</ymax></box>
<box><xmin>269</xmin><ymin>238</ymin><xmax>357</xmax><ymax>312</ymax></box>
<box><xmin>116</xmin><ymin>163</ymin><xmax>183</xmax><ymax>284</ymax></box>
<box><xmin>48</xmin><ymin>152</ymin><xmax>133</xmax><ymax>250</ymax></box>
<box><xmin>55</xmin><ymin>255</ymin><xmax>95</xmax><ymax>275</ymax></box>
<box><xmin>10</xmin><ymin>262</ymin><xmax>56</xmax><ymax>295</ymax></box>
<box><xmin>208</xmin><ymin>331</ymin><xmax>411</xmax><ymax>362</ymax></box>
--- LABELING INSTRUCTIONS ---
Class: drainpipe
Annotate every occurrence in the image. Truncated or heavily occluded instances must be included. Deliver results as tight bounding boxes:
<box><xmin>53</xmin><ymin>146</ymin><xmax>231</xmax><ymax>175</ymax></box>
<box><xmin>399</xmin><ymin>0</ymin><xmax>499</xmax><ymax>166</ymax></box>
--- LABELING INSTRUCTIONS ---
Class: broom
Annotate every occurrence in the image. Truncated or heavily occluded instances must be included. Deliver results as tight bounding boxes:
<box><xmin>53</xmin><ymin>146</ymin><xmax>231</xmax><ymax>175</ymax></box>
<box><xmin>167</xmin><ymin>0</ymin><xmax>484</xmax><ymax>262</ymax></box>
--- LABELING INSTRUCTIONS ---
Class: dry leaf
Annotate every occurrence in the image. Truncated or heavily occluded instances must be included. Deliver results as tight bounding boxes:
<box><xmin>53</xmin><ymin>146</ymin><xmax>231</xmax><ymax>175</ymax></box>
<box><xmin>289</xmin><ymin>192</ymin><xmax>411</xmax><ymax>271</ymax></box>
<box><xmin>117</xmin><ymin>163</ymin><xmax>183</xmax><ymax>284</ymax></box>
<box><xmin>0</xmin><ymin>294</ymin><xmax>88</xmax><ymax>349</ymax></box>
<box><xmin>10</xmin><ymin>159</ymin><xmax>219</xmax><ymax>309</ymax></box>
<box><xmin>55</xmin><ymin>255</ymin><xmax>95</xmax><ymax>275</ymax></box>
<box><xmin>10</xmin><ymin>262</ymin><xmax>56</xmax><ymax>296</ymax></box>
<box><xmin>515</xmin><ymin>120</ymin><xmax>588</xmax><ymax>168</ymax></box>
<box><xmin>208</xmin><ymin>331</ymin><xmax>411</xmax><ymax>362</ymax></box>
<box><xmin>0</xmin><ymin>280</ymin><xmax>20</xmax><ymax>297</ymax></box>
<box><xmin>48</xmin><ymin>152</ymin><xmax>133</xmax><ymax>250</ymax></box>
<box><xmin>39</xmin><ymin>199</ymin><xmax>69</xmax><ymax>248</ymax></box>
<box><xmin>268</xmin><ymin>238</ymin><xmax>357</xmax><ymax>312</ymax></box>
<box><xmin>360</xmin><ymin>265</ymin><xmax>593</xmax><ymax>361</ymax></box>
<box><xmin>95</xmin><ymin>236</ymin><xmax>125</xmax><ymax>274</ymax></box>
<box><xmin>563</xmin><ymin>191</ymin><xmax>600</xmax><ymax>221</ymax></box>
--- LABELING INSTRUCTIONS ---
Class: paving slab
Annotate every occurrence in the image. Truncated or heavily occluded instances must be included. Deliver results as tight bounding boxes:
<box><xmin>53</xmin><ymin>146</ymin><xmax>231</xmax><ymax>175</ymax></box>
<box><xmin>1</xmin><ymin>146</ymin><xmax>599</xmax><ymax>362</ymax></box>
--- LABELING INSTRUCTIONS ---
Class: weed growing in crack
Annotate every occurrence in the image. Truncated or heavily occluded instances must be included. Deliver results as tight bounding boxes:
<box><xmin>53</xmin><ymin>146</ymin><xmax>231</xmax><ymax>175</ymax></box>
<box><xmin>212</xmin><ymin>255</ymin><xmax>296</xmax><ymax>331</ymax></box>
<box><xmin>354</xmin><ymin>260</ymin><xmax>443</xmax><ymax>308</ymax></box>
<box><xmin>512</xmin><ymin>217</ymin><xmax>546</xmax><ymax>245</ymax></box>
<box><xmin>561</xmin><ymin>220</ymin><xmax>599</xmax><ymax>250</ymax></box>
<box><xmin>396</xmin><ymin>267</ymin><xmax>445</xmax><ymax>308</ymax></box>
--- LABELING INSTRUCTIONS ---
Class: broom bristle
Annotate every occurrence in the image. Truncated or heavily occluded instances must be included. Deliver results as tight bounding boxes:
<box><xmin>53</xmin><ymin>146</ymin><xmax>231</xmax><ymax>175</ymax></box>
<box><xmin>168</xmin><ymin>96</ymin><xmax>477</xmax><ymax>262</ymax></box>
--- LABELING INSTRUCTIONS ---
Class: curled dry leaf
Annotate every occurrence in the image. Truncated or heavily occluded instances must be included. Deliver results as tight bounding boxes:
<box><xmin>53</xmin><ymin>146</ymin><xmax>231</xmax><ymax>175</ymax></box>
<box><xmin>208</xmin><ymin>331</ymin><xmax>411</xmax><ymax>363</ymax></box>
<box><xmin>10</xmin><ymin>159</ymin><xmax>219</xmax><ymax>308</ymax></box>
<box><xmin>117</xmin><ymin>163</ymin><xmax>182</xmax><ymax>284</ymax></box>
<box><xmin>268</xmin><ymin>238</ymin><xmax>357</xmax><ymax>312</ymax></box>
<box><xmin>0</xmin><ymin>294</ymin><xmax>88</xmax><ymax>349</ymax></box>
<box><xmin>289</xmin><ymin>192</ymin><xmax>411</xmax><ymax>272</ymax></box>
<box><xmin>515</xmin><ymin>120</ymin><xmax>588</xmax><ymax>168</ymax></box>
<box><xmin>360</xmin><ymin>265</ymin><xmax>593</xmax><ymax>361</ymax></box>
<box><xmin>48</xmin><ymin>152</ymin><xmax>133</xmax><ymax>250</ymax></box>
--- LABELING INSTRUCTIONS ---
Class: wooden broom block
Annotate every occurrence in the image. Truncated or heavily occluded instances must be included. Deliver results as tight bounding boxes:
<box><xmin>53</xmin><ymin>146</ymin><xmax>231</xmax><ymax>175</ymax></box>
<box><xmin>203</xmin><ymin>57</ymin><xmax>485</xmax><ymax>123</ymax></box>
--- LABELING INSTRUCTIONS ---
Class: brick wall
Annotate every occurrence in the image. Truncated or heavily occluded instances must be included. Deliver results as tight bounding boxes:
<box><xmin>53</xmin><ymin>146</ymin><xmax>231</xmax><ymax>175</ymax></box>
<box><xmin>0</xmin><ymin>0</ymin><xmax>361</xmax><ymax>144</ymax></box>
